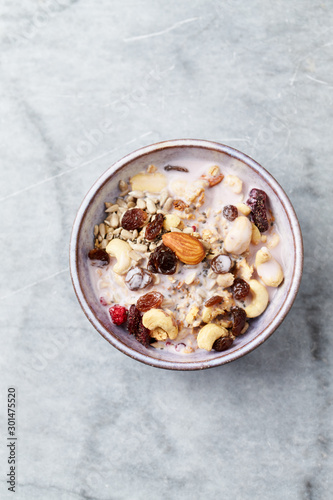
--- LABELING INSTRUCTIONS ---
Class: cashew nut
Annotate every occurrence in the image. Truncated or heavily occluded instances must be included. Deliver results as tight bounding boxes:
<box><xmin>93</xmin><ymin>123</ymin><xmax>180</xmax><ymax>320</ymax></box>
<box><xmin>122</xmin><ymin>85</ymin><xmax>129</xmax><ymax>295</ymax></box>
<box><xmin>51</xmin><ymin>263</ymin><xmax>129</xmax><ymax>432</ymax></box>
<box><xmin>255</xmin><ymin>246</ymin><xmax>271</xmax><ymax>266</ymax></box>
<box><xmin>255</xmin><ymin>247</ymin><xmax>284</xmax><ymax>287</ymax></box>
<box><xmin>150</xmin><ymin>327</ymin><xmax>168</xmax><ymax>341</ymax></box>
<box><xmin>106</xmin><ymin>238</ymin><xmax>132</xmax><ymax>275</ymax></box>
<box><xmin>224</xmin><ymin>216</ymin><xmax>252</xmax><ymax>254</ymax></box>
<box><xmin>236</xmin><ymin>203</ymin><xmax>251</xmax><ymax>216</ymax></box>
<box><xmin>197</xmin><ymin>323</ymin><xmax>229</xmax><ymax>351</ymax></box>
<box><xmin>142</xmin><ymin>308</ymin><xmax>178</xmax><ymax>340</ymax></box>
<box><xmin>163</xmin><ymin>213</ymin><xmax>181</xmax><ymax>231</ymax></box>
<box><xmin>244</xmin><ymin>279</ymin><xmax>269</xmax><ymax>318</ymax></box>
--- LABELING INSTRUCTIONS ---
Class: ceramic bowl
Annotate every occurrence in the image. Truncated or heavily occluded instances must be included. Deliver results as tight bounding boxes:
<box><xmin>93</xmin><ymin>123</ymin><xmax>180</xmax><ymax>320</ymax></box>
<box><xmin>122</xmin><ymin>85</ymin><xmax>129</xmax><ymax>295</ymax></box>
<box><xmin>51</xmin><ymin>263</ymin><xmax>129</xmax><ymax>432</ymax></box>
<box><xmin>69</xmin><ymin>139</ymin><xmax>303</xmax><ymax>370</ymax></box>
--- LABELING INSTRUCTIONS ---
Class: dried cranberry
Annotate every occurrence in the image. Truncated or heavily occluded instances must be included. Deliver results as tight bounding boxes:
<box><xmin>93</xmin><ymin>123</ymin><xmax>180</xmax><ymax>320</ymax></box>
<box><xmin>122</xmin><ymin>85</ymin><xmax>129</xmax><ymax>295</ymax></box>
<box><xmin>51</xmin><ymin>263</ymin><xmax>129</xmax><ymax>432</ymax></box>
<box><xmin>204</xmin><ymin>295</ymin><xmax>224</xmax><ymax>307</ymax></box>
<box><xmin>121</xmin><ymin>208</ymin><xmax>147</xmax><ymax>230</ymax></box>
<box><xmin>232</xmin><ymin>278</ymin><xmax>250</xmax><ymax>300</ymax></box>
<box><xmin>145</xmin><ymin>213</ymin><xmax>164</xmax><ymax>241</ymax></box>
<box><xmin>212</xmin><ymin>337</ymin><xmax>233</xmax><ymax>352</ymax></box>
<box><xmin>211</xmin><ymin>254</ymin><xmax>233</xmax><ymax>274</ymax></box>
<box><xmin>135</xmin><ymin>322</ymin><xmax>151</xmax><ymax>347</ymax></box>
<box><xmin>223</xmin><ymin>205</ymin><xmax>238</xmax><ymax>221</ymax></box>
<box><xmin>88</xmin><ymin>248</ymin><xmax>110</xmax><ymax>267</ymax></box>
<box><xmin>247</xmin><ymin>188</ymin><xmax>267</xmax><ymax>209</ymax></box>
<box><xmin>125</xmin><ymin>267</ymin><xmax>153</xmax><ymax>291</ymax></box>
<box><xmin>109</xmin><ymin>305</ymin><xmax>128</xmax><ymax>325</ymax></box>
<box><xmin>127</xmin><ymin>305</ymin><xmax>142</xmax><ymax>335</ymax></box>
<box><xmin>136</xmin><ymin>291</ymin><xmax>164</xmax><ymax>312</ymax></box>
<box><xmin>231</xmin><ymin>307</ymin><xmax>247</xmax><ymax>336</ymax></box>
<box><xmin>147</xmin><ymin>244</ymin><xmax>177</xmax><ymax>275</ymax></box>
<box><xmin>246</xmin><ymin>188</ymin><xmax>269</xmax><ymax>233</ymax></box>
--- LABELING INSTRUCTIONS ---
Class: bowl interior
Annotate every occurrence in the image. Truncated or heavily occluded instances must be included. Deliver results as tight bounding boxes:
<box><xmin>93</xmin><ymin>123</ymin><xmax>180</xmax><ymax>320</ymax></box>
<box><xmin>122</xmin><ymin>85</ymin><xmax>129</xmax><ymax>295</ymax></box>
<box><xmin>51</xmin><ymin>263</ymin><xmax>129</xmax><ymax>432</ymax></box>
<box><xmin>70</xmin><ymin>141</ymin><xmax>302</xmax><ymax>370</ymax></box>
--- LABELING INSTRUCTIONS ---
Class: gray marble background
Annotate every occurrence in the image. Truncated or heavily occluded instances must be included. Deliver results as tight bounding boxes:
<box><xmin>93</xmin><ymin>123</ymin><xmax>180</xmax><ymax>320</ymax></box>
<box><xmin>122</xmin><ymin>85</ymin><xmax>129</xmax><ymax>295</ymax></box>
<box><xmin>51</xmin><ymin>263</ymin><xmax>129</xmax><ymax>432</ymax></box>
<box><xmin>0</xmin><ymin>0</ymin><xmax>332</xmax><ymax>499</ymax></box>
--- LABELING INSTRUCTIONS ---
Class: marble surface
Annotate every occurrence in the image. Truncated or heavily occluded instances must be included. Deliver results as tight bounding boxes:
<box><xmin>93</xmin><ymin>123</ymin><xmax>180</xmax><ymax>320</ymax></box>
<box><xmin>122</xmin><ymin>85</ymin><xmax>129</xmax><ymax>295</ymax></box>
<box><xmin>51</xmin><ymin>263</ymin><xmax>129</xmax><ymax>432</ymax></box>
<box><xmin>0</xmin><ymin>0</ymin><xmax>332</xmax><ymax>499</ymax></box>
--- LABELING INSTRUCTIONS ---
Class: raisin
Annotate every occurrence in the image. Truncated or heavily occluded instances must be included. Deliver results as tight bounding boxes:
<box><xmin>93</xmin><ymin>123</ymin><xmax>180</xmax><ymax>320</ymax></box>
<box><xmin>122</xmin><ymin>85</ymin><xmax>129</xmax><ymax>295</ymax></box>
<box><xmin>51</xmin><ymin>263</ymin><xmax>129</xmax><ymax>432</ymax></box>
<box><xmin>125</xmin><ymin>267</ymin><xmax>143</xmax><ymax>291</ymax></box>
<box><xmin>136</xmin><ymin>291</ymin><xmax>164</xmax><ymax>312</ymax></box>
<box><xmin>213</xmin><ymin>337</ymin><xmax>233</xmax><ymax>351</ymax></box>
<box><xmin>121</xmin><ymin>208</ymin><xmax>148</xmax><ymax>230</ymax></box>
<box><xmin>145</xmin><ymin>213</ymin><xmax>164</xmax><ymax>241</ymax></box>
<box><xmin>164</xmin><ymin>165</ymin><xmax>189</xmax><ymax>172</ymax></box>
<box><xmin>140</xmin><ymin>270</ymin><xmax>153</xmax><ymax>289</ymax></box>
<box><xmin>155</xmin><ymin>246</ymin><xmax>178</xmax><ymax>274</ymax></box>
<box><xmin>247</xmin><ymin>188</ymin><xmax>267</xmax><ymax>209</ymax></box>
<box><xmin>231</xmin><ymin>306</ymin><xmax>247</xmax><ymax>336</ymax></box>
<box><xmin>127</xmin><ymin>305</ymin><xmax>142</xmax><ymax>336</ymax></box>
<box><xmin>173</xmin><ymin>200</ymin><xmax>188</xmax><ymax>211</ymax></box>
<box><xmin>147</xmin><ymin>244</ymin><xmax>177</xmax><ymax>275</ymax></box>
<box><xmin>127</xmin><ymin>305</ymin><xmax>152</xmax><ymax>346</ymax></box>
<box><xmin>147</xmin><ymin>254</ymin><xmax>158</xmax><ymax>273</ymax></box>
<box><xmin>211</xmin><ymin>254</ymin><xmax>233</xmax><ymax>274</ymax></box>
<box><xmin>88</xmin><ymin>248</ymin><xmax>110</xmax><ymax>267</ymax></box>
<box><xmin>125</xmin><ymin>267</ymin><xmax>153</xmax><ymax>291</ymax></box>
<box><xmin>223</xmin><ymin>205</ymin><xmax>238</xmax><ymax>221</ymax></box>
<box><xmin>232</xmin><ymin>278</ymin><xmax>250</xmax><ymax>300</ymax></box>
<box><xmin>246</xmin><ymin>188</ymin><xmax>269</xmax><ymax>233</ymax></box>
<box><xmin>205</xmin><ymin>295</ymin><xmax>224</xmax><ymax>307</ymax></box>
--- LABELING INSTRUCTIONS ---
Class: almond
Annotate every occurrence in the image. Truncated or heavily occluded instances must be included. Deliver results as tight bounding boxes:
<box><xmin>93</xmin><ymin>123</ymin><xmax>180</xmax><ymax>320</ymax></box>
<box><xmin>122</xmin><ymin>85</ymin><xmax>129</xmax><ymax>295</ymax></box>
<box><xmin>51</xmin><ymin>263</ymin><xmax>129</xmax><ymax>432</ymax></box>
<box><xmin>162</xmin><ymin>232</ymin><xmax>206</xmax><ymax>265</ymax></box>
